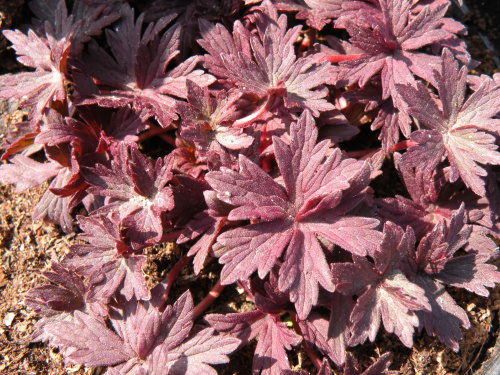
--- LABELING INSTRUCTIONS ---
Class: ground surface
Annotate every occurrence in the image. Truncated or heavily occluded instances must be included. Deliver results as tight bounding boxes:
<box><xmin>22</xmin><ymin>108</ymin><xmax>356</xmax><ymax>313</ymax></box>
<box><xmin>1</xmin><ymin>1</ymin><xmax>500</xmax><ymax>374</ymax></box>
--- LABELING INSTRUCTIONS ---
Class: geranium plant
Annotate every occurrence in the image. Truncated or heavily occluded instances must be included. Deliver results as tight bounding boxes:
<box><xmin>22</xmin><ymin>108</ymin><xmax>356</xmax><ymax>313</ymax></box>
<box><xmin>1</xmin><ymin>0</ymin><xmax>500</xmax><ymax>374</ymax></box>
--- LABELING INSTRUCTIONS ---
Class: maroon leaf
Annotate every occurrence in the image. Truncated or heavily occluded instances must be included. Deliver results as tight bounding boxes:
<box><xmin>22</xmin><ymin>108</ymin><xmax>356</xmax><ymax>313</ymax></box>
<box><xmin>86</xmin><ymin>255</ymin><xmax>149</xmax><ymax>303</ymax></box>
<box><xmin>207</xmin><ymin>110</ymin><xmax>380</xmax><ymax>319</ymax></box>
<box><xmin>206</xmin><ymin>310</ymin><xmax>301</xmax><ymax>375</ymax></box>
<box><xmin>78</xmin><ymin>4</ymin><xmax>214</xmax><ymax>127</ymax></box>
<box><xmin>333</xmin><ymin>223</ymin><xmax>430</xmax><ymax>348</ymax></box>
<box><xmin>327</xmin><ymin>292</ymin><xmax>354</xmax><ymax>366</ymax></box>
<box><xmin>85</xmin><ymin>143</ymin><xmax>174</xmax><ymax>248</ymax></box>
<box><xmin>178</xmin><ymin>81</ymin><xmax>255</xmax><ymax>164</ymax></box>
<box><xmin>0</xmin><ymin>16</ymin><xmax>73</xmax><ymax>125</ymax></box>
<box><xmin>336</xmin><ymin>0</ymin><xmax>466</xmax><ymax>110</ymax></box>
<box><xmin>32</xmin><ymin>167</ymin><xmax>76</xmax><ymax>232</ymax></box>
<box><xmin>273</xmin><ymin>0</ymin><xmax>342</xmax><ymax>30</ymax></box>
<box><xmin>25</xmin><ymin>262</ymin><xmax>86</xmax><ymax>316</ymax></box>
<box><xmin>29</xmin><ymin>0</ymin><xmax>121</xmax><ymax>56</ymax></box>
<box><xmin>398</xmin><ymin>49</ymin><xmax>500</xmax><ymax>196</ymax></box>
<box><xmin>198</xmin><ymin>1</ymin><xmax>334</xmax><ymax>116</ymax></box>
<box><xmin>46</xmin><ymin>310</ymin><xmax>136</xmax><ymax>366</ymax></box>
<box><xmin>42</xmin><ymin>289</ymin><xmax>239</xmax><ymax>373</ymax></box>
<box><xmin>168</xmin><ymin>327</ymin><xmax>240</xmax><ymax>374</ymax></box>
<box><xmin>412</xmin><ymin>274</ymin><xmax>469</xmax><ymax>352</ymax></box>
<box><xmin>0</xmin><ymin>154</ymin><xmax>62</xmax><ymax>193</ymax></box>
<box><xmin>298</xmin><ymin>312</ymin><xmax>337</xmax><ymax>365</ymax></box>
<box><xmin>178</xmin><ymin>191</ymin><xmax>232</xmax><ymax>275</ymax></box>
<box><xmin>396</xmin><ymin>207</ymin><xmax>500</xmax><ymax>351</ymax></box>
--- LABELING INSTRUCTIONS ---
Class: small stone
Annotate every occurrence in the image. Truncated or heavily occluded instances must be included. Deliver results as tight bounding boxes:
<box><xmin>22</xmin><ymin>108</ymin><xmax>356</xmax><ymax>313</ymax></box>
<box><xmin>3</xmin><ymin>312</ymin><xmax>15</xmax><ymax>327</ymax></box>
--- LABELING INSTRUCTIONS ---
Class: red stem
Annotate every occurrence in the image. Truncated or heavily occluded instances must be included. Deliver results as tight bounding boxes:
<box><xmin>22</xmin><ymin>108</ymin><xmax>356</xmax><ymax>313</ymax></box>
<box><xmin>192</xmin><ymin>280</ymin><xmax>225</xmax><ymax>320</ymax></box>
<box><xmin>320</xmin><ymin>54</ymin><xmax>364</xmax><ymax>63</ymax></box>
<box><xmin>233</xmin><ymin>95</ymin><xmax>274</xmax><ymax>128</ymax></box>
<box><xmin>298</xmin><ymin>33</ymin><xmax>310</xmax><ymax>54</ymax></box>
<box><xmin>308</xmin><ymin>28</ymin><xmax>316</xmax><ymax>48</ymax></box>
<box><xmin>158</xmin><ymin>255</ymin><xmax>192</xmax><ymax>311</ymax></box>
<box><xmin>390</xmin><ymin>139</ymin><xmax>417</xmax><ymax>153</ymax></box>
<box><xmin>158</xmin><ymin>229</ymin><xmax>183</xmax><ymax>243</ymax></box>
<box><xmin>158</xmin><ymin>133</ymin><xmax>177</xmax><ymax>147</ymax></box>
<box><xmin>138</xmin><ymin>126</ymin><xmax>170</xmax><ymax>143</ymax></box>
<box><xmin>346</xmin><ymin>148</ymin><xmax>380</xmax><ymax>159</ymax></box>
<box><xmin>290</xmin><ymin>311</ymin><xmax>322</xmax><ymax>371</ymax></box>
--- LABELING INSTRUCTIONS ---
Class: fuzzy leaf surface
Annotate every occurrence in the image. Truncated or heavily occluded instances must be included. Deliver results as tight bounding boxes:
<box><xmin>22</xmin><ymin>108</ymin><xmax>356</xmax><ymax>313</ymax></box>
<box><xmin>332</xmin><ymin>223</ymin><xmax>429</xmax><ymax>348</ymax></box>
<box><xmin>78</xmin><ymin>4</ymin><xmax>214</xmax><ymax>127</ymax></box>
<box><xmin>62</xmin><ymin>213</ymin><xmax>150</xmax><ymax>302</ymax></box>
<box><xmin>206</xmin><ymin>310</ymin><xmax>301</xmax><ymax>375</ymax></box>
<box><xmin>398</xmin><ymin>49</ymin><xmax>500</xmax><ymax>196</ymax></box>
<box><xmin>274</xmin><ymin>0</ymin><xmax>342</xmax><ymax>30</ymax></box>
<box><xmin>207</xmin><ymin>110</ymin><xmax>381</xmax><ymax>319</ymax></box>
<box><xmin>0</xmin><ymin>154</ymin><xmax>62</xmax><ymax>193</ymax></box>
<box><xmin>42</xmin><ymin>290</ymin><xmax>239</xmax><ymax>373</ymax></box>
<box><xmin>198</xmin><ymin>1</ymin><xmax>333</xmax><ymax>116</ymax></box>
<box><xmin>85</xmin><ymin>143</ymin><xmax>174</xmax><ymax>249</ymax></box>
<box><xmin>401</xmin><ymin>208</ymin><xmax>500</xmax><ymax>350</ymax></box>
<box><xmin>336</xmin><ymin>0</ymin><xmax>463</xmax><ymax>109</ymax></box>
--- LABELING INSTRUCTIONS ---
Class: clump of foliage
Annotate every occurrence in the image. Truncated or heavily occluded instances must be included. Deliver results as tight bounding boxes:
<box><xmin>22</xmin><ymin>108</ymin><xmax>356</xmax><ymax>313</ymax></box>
<box><xmin>1</xmin><ymin>0</ymin><xmax>500</xmax><ymax>374</ymax></box>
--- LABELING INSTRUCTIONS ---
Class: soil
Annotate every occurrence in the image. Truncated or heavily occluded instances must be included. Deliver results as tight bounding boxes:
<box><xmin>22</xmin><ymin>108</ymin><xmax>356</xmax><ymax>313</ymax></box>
<box><xmin>462</xmin><ymin>0</ymin><xmax>500</xmax><ymax>75</ymax></box>
<box><xmin>1</xmin><ymin>1</ymin><xmax>500</xmax><ymax>375</ymax></box>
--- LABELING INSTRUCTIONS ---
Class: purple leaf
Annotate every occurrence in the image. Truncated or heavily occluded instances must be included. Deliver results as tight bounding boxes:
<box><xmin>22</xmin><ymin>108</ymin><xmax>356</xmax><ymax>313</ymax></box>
<box><xmin>86</xmin><ymin>255</ymin><xmax>149</xmax><ymax>303</ymax></box>
<box><xmin>208</xmin><ymin>110</ymin><xmax>380</xmax><ymax>319</ymax></box>
<box><xmin>0</xmin><ymin>155</ymin><xmax>61</xmax><ymax>192</ymax></box>
<box><xmin>32</xmin><ymin>167</ymin><xmax>76</xmax><ymax>232</ymax></box>
<box><xmin>25</xmin><ymin>262</ymin><xmax>86</xmax><ymax>316</ymax></box>
<box><xmin>273</xmin><ymin>0</ymin><xmax>342</xmax><ymax>30</ymax></box>
<box><xmin>395</xmin><ymin>206</ymin><xmax>500</xmax><ymax>351</ymax></box>
<box><xmin>77</xmin><ymin>5</ymin><xmax>214</xmax><ymax>127</ymax></box>
<box><xmin>29</xmin><ymin>0</ymin><xmax>121</xmax><ymax>55</ymax></box>
<box><xmin>205</xmin><ymin>310</ymin><xmax>266</xmax><ymax>348</ymax></box>
<box><xmin>179</xmin><ymin>207</ymin><xmax>228</xmax><ymax>275</ymax></box>
<box><xmin>168</xmin><ymin>327</ymin><xmax>240</xmax><ymax>375</ymax></box>
<box><xmin>333</xmin><ymin>223</ymin><xmax>429</xmax><ymax>348</ymax></box>
<box><xmin>370</xmin><ymin>98</ymin><xmax>411</xmax><ymax>153</ymax></box>
<box><xmin>336</xmin><ymin>0</ymin><xmax>466</xmax><ymax>109</ymax></box>
<box><xmin>42</xmin><ymin>289</ymin><xmax>238</xmax><ymax>373</ymax></box>
<box><xmin>62</xmin><ymin>212</ymin><xmax>151</xmax><ymax>303</ymax></box>
<box><xmin>0</xmin><ymin>21</ymin><xmax>72</xmax><ymax>125</ymax></box>
<box><xmin>253</xmin><ymin>315</ymin><xmax>302</xmax><ymax>375</ymax></box>
<box><xmin>298</xmin><ymin>312</ymin><xmax>338</xmax><ymax>365</ymax></box>
<box><xmin>178</xmin><ymin>82</ymin><xmax>255</xmax><ymax>163</ymax></box>
<box><xmin>398</xmin><ymin>49</ymin><xmax>500</xmax><ymax>196</ymax></box>
<box><xmin>46</xmin><ymin>310</ymin><xmax>136</xmax><ymax>367</ymax></box>
<box><xmin>85</xmin><ymin>143</ymin><xmax>174</xmax><ymax>248</ymax></box>
<box><xmin>436</xmin><ymin>255</ymin><xmax>500</xmax><ymax>297</ymax></box>
<box><xmin>412</xmin><ymin>274</ymin><xmax>469</xmax><ymax>352</ymax></box>
<box><xmin>198</xmin><ymin>1</ymin><xmax>334</xmax><ymax>116</ymax></box>
<box><xmin>206</xmin><ymin>310</ymin><xmax>301</xmax><ymax>375</ymax></box>
<box><xmin>327</xmin><ymin>292</ymin><xmax>354</xmax><ymax>366</ymax></box>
